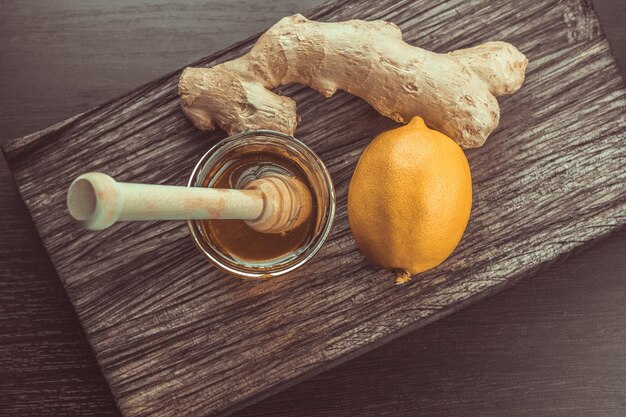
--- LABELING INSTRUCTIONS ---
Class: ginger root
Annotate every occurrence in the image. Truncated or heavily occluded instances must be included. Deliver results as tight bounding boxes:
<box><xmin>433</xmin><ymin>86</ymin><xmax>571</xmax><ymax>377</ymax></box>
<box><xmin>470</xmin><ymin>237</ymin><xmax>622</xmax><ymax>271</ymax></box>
<box><xmin>178</xmin><ymin>14</ymin><xmax>527</xmax><ymax>148</ymax></box>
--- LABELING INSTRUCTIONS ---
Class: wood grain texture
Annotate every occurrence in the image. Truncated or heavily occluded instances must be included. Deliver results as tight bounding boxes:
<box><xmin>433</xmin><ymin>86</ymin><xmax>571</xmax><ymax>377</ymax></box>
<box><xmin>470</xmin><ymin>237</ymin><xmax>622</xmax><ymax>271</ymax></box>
<box><xmin>2</xmin><ymin>1</ymin><xmax>626</xmax><ymax>417</ymax></box>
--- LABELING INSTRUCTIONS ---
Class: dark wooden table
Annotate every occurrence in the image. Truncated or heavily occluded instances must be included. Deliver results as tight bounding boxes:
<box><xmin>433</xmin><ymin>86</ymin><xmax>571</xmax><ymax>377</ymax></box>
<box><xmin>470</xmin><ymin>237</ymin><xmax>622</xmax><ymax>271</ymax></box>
<box><xmin>1</xmin><ymin>1</ymin><xmax>625</xmax><ymax>416</ymax></box>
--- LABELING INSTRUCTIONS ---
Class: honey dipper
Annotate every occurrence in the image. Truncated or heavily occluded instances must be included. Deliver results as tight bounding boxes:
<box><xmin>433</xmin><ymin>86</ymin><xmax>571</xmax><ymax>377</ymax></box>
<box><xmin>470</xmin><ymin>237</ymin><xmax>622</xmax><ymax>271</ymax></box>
<box><xmin>66</xmin><ymin>172</ymin><xmax>312</xmax><ymax>233</ymax></box>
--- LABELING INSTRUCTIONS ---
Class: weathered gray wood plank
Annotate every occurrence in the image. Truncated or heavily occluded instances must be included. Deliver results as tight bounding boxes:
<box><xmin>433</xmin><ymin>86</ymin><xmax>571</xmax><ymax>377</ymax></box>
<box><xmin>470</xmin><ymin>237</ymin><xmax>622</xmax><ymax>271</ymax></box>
<box><xmin>3</xmin><ymin>0</ymin><xmax>626</xmax><ymax>416</ymax></box>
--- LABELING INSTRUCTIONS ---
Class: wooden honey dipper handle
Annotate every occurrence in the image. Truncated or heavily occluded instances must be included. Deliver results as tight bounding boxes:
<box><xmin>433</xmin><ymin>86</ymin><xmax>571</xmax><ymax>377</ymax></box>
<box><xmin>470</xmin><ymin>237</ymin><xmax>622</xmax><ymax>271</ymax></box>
<box><xmin>66</xmin><ymin>172</ymin><xmax>312</xmax><ymax>233</ymax></box>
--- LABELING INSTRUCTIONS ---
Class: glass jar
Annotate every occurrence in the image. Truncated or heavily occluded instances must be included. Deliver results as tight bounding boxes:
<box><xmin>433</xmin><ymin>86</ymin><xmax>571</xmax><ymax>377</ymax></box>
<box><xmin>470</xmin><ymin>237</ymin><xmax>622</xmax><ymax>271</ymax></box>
<box><xmin>187</xmin><ymin>130</ymin><xmax>335</xmax><ymax>279</ymax></box>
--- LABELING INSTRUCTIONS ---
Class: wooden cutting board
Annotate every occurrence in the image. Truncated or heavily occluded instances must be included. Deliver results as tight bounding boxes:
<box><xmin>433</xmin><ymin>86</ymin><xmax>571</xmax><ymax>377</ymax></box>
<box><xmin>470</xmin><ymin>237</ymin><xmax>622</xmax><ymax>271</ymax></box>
<box><xmin>3</xmin><ymin>0</ymin><xmax>625</xmax><ymax>416</ymax></box>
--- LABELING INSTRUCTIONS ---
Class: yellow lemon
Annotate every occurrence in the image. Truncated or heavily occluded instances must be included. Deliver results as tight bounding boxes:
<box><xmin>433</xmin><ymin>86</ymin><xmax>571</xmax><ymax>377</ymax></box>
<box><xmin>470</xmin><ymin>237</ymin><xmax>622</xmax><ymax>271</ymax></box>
<box><xmin>348</xmin><ymin>116</ymin><xmax>472</xmax><ymax>283</ymax></box>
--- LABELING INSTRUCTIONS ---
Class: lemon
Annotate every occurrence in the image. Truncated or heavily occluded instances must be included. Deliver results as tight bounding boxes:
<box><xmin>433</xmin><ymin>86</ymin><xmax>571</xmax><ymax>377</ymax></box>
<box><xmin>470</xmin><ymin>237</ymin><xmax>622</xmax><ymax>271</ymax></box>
<box><xmin>348</xmin><ymin>116</ymin><xmax>472</xmax><ymax>283</ymax></box>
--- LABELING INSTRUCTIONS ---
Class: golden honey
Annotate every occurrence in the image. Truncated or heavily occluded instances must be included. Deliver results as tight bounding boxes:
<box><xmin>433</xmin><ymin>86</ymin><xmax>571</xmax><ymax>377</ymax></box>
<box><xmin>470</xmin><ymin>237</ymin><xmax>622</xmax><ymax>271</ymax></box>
<box><xmin>200</xmin><ymin>150</ymin><xmax>318</xmax><ymax>263</ymax></box>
